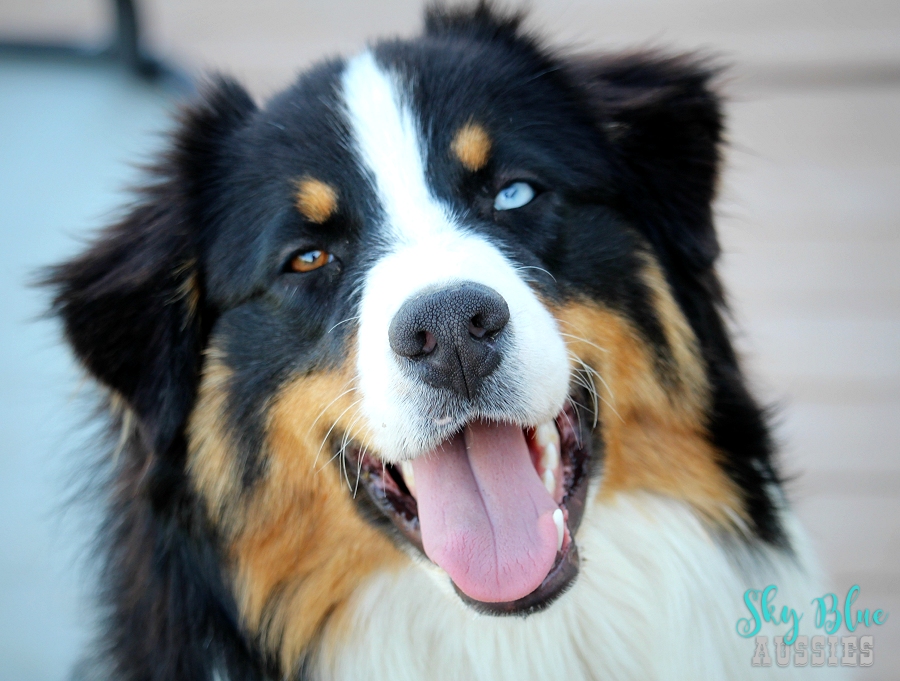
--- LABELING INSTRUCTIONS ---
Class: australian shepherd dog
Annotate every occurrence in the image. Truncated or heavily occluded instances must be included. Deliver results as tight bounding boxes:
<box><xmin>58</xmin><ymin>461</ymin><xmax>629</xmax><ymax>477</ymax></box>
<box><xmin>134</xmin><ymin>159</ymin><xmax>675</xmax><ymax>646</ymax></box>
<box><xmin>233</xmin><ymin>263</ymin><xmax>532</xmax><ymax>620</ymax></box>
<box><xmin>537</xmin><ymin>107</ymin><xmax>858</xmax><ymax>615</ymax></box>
<box><xmin>48</xmin><ymin>4</ymin><xmax>836</xmax><ymax>680</ymax></box>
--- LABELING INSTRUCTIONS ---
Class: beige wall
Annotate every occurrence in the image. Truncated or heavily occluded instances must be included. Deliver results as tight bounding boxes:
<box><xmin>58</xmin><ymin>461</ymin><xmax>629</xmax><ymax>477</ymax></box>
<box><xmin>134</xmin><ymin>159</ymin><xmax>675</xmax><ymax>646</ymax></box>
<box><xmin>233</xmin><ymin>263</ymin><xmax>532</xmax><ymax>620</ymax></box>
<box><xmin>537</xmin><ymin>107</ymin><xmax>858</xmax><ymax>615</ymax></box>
<box><xmin>2</xmin><ymin>1</ymin><xmax>898</xmax><ymax>677</ymax></box>
<box><xmin>4</xmin><ymin>1</ymin><xmax>900</xmax><ymax>94</ymax></box>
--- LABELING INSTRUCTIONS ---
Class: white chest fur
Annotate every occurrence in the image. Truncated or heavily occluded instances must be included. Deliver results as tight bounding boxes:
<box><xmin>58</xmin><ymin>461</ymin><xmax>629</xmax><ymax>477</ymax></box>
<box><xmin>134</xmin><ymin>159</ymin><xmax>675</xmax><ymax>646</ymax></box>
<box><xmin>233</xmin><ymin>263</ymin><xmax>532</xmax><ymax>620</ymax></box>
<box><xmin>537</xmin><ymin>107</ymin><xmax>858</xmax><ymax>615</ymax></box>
<box><xmin>316</xmin><ymin>494</ymin><xmax>846</xmax><ymax>681</ymax></box>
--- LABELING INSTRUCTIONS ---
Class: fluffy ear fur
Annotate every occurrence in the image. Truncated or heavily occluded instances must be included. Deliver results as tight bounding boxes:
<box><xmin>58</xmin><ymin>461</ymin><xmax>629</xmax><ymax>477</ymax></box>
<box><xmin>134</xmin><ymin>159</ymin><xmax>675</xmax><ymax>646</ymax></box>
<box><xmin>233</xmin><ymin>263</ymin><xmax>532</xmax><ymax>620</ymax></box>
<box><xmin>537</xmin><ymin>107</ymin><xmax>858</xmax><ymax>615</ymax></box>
<box><xmin>566</xmin><ymin>55</ymin><xmax>787</xmax><ymax>544</ymax></box>
<box><xmin>566</xmin><ymin>54</ymin><xmax>724</xmax><ymax>274</ymax></box>
<box><xmin>46</xmin><ymin>78</ymin><xmax>256</xmax><ymax>461</ymax></box>
<box><xmin>46</xmin><ymin>78</ymin><xmax>261</xmax><ymax>679</ymax></box>
<box><xmin>424</xmin><ymin>1</ymin><xmax>525</xmax><ymax>42</ymax></box>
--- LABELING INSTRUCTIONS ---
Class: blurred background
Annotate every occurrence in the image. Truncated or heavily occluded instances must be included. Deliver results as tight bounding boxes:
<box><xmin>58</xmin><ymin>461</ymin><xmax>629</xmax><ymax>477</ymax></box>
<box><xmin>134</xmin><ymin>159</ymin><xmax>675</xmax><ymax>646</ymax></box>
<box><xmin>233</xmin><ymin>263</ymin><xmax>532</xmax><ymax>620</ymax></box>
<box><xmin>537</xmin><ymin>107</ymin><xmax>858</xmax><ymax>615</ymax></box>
<box><xmin>0</xmin><ymin>1</ymin><xmax>897</xmax><ymax>679</ymax></box>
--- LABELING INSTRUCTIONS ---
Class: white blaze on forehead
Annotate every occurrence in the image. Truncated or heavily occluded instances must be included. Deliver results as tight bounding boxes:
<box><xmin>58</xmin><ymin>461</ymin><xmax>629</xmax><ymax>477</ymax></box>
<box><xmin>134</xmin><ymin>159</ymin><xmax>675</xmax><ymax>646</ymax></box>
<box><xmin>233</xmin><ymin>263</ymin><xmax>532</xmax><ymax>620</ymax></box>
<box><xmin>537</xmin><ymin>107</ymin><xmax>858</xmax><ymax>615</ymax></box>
<box><xmin>342</xmin><ymin>51</ymin><xmax>570</xmax><ymax>460</ymax></box>
<box><xmin>341</xmin><ymin>51</ymin><xmax>451</xmax><ymax>244</ymax></box>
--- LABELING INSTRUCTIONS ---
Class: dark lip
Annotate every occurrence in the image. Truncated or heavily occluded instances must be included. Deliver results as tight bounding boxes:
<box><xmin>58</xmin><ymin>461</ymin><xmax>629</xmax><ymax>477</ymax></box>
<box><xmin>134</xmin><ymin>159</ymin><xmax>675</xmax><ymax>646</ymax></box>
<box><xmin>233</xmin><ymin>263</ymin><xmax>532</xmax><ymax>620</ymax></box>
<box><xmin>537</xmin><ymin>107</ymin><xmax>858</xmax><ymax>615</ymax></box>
<box><xmin>347</xmin><ymin>394</ymin><xmax>594</xmax><ymax>616</ymax></box>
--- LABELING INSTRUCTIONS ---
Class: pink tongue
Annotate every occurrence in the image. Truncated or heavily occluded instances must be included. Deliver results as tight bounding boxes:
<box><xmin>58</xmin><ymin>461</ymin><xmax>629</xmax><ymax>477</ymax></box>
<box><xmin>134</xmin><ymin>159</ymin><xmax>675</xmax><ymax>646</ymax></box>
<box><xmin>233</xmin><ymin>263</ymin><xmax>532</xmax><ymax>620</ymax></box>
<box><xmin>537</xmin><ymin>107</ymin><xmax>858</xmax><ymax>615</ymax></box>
<box><xmin>411</xmin><ymin>421</ymin><xmax>560</xmax><ymax>603</ymax></box>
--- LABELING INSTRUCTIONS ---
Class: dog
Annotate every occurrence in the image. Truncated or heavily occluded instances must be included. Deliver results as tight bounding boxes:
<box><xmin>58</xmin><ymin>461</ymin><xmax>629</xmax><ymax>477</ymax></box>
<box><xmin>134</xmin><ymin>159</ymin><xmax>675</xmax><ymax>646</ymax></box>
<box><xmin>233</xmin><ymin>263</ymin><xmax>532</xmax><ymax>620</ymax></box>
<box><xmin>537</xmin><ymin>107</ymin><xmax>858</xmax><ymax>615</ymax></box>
<box><xmin>48</xmin><ymin>4</ymin><xmax>837</xmax><ymax>680</ymax></box>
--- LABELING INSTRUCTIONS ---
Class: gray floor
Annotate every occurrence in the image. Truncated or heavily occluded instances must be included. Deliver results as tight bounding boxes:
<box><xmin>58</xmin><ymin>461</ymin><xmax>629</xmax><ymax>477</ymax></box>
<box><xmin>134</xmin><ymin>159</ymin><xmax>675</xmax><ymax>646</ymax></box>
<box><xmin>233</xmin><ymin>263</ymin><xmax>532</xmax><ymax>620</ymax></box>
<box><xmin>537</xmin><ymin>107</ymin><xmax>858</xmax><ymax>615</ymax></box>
<box><xmin>1</xmin><ymin>1</ymin><xmax>899</xmax><ymax>678</ymax></box>
<box><xmin>0</xmin><ymin>58</ymin><xmax>175</xmax><ymax>681</ymax></box>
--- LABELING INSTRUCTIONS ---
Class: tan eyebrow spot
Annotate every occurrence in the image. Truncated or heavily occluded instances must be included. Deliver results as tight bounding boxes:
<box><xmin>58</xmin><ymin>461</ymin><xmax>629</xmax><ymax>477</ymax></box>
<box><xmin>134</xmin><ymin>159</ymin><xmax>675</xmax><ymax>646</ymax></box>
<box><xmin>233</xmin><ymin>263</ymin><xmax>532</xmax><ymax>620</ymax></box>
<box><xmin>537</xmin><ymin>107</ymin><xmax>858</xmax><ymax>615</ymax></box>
<box><xmin>294</xmin><ymin>178</ymin><xmax>338</xmax><ymax>223</ymax></box>
<box><xmin>451</xmin><ymin>122</ymin><xmax>491</xmax><ymax>171</ymax></box>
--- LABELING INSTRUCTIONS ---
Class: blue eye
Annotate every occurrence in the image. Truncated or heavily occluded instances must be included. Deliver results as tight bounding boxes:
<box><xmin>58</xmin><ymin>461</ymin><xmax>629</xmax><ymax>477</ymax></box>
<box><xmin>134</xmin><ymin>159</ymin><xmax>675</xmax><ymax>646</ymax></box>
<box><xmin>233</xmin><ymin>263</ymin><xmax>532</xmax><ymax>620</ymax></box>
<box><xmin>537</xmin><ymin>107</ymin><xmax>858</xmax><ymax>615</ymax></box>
<box><xmin>493</xmin><ymin>181</ymin><xmax>535</xmax><ymax>211</ymax></box>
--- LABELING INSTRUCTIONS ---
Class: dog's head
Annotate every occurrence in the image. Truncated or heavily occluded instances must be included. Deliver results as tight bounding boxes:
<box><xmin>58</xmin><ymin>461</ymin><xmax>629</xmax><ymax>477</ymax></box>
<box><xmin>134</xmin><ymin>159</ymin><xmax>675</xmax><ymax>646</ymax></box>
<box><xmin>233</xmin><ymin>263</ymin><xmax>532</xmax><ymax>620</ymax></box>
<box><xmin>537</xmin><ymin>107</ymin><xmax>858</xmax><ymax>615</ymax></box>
<box><xmin>48</xmin><ymin>4</ymin><xmax>781</xmax><ymax>672</ymax></box>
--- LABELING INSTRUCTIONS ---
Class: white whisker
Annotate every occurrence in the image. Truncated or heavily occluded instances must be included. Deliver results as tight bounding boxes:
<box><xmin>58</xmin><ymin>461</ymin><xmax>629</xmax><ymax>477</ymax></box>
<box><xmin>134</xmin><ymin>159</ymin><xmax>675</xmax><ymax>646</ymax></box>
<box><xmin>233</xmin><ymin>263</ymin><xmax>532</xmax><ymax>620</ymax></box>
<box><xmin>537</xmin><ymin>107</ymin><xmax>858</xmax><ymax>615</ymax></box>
<box><xmin>353</xmin><ymin>445</ymin><xmax>367</xmax><ymax>498</ymax></box>
<box><xmin>339</xmin><ymin>409</ymin><xmax>368</xmax><ymax>491</ymax></box>
<box><xmin>307</xmin><ymin>387</ymin><xmax>358</xmax><ymax>437</ymax></box>
<box><xmin>327</xmin><ymin>315</ymin><xmax>360</xmax><ymax>334</ymax></box>
<box><xmin>314</xmin><ymin>398</ymin><xmax>363</xmax><ymax>471</ymax></box>
<box><xmin>514</xmin><ymin>265</ymin><xmax>557</xmax><ymax>282</ymax></box>
<box><xmin>568</xmin><ymin>352</ymin><xmax>600</xmax><ymax>428</ymax></box>
<box><xmin>339</xmin><ymin>409</ymin><xmax>366</xmax><ymax>460</ymax></box>
<box><xmin>561</xmin><ymin>400</ymin><xmax>583</xmax><ymax>449</ymax></box>
<box><xmin>568</xmin><ymin>351</ymin><xmax>624</xmax><ymax>426</ymax></box>
<box><xmin>559</xmin><ymin>331</ymin><xmax>610</xmax><ymax>354</ymax></box>
<box><xmin>576</xmin><ymin>359</ymin><xmax>618</xmax><ymax>408</ymax></box>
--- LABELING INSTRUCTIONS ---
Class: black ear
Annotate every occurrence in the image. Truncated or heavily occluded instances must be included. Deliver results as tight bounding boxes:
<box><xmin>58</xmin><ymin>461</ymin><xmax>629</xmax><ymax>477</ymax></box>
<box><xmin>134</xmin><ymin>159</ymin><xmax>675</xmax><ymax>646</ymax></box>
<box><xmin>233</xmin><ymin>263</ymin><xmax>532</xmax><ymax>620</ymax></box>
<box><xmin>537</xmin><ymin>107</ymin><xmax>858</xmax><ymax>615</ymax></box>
<box><xmin>568</xmin><ymin>54</ymin><xmax>724</xmax><ymax>273</ymax></box>
<box><xmin>46</xmin><ymin>77</ymin><xmax>256</xmax><ymax>458</ymax></box>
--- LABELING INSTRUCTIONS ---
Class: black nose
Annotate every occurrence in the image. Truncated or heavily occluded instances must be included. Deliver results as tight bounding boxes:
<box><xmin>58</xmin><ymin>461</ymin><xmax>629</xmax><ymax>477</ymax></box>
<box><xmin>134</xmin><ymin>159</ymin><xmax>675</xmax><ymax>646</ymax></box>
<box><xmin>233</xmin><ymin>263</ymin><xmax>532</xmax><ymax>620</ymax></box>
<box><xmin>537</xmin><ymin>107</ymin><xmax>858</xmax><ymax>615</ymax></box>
<box><xmin>389</xmin><ymin>282</ymin><xmax>510</xmax><ymax>399</ymax></box>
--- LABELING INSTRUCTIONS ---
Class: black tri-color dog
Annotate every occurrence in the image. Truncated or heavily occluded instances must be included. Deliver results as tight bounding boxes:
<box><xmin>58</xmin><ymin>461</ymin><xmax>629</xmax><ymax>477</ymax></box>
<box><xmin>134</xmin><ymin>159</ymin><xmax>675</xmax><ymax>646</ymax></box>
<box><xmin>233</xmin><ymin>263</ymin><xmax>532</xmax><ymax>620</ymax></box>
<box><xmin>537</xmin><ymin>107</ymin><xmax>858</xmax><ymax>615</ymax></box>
<box><xmin>47</xmin><ymin>4</ymin><xmax>833</xmax><ymax>680</ymax></box>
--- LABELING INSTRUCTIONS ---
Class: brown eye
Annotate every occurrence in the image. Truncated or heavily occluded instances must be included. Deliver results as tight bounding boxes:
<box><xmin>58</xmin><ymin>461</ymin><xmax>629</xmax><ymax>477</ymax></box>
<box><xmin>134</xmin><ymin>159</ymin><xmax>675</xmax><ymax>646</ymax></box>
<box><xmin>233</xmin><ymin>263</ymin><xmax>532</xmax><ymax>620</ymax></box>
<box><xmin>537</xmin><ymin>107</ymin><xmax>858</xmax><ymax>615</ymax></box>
<box><xmin>290</xmin><ymin>249</ymin><xmax>333</xmax><ymax>273</ymax></box>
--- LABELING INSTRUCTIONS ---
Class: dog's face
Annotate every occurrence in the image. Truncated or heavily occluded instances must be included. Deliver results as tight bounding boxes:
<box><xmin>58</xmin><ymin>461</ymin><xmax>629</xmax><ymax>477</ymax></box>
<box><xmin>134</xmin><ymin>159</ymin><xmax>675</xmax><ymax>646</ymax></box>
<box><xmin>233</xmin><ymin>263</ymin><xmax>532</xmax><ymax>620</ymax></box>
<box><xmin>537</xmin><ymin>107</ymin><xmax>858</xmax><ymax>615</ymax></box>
<box><xmin>49</xmin><ymin>7</ymin><xmax>781</xmax><ymax>673</ymax></box>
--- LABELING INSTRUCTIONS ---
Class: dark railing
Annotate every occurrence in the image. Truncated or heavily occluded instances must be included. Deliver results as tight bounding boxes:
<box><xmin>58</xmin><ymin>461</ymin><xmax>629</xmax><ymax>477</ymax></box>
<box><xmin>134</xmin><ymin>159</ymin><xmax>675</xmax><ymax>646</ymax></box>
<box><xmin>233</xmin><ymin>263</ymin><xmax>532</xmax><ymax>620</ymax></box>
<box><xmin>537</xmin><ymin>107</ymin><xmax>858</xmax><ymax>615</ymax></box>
<box><xmin>0</xmin><ymin>0</ymin><xmax>193</xmax><ymax>92</ymax></box>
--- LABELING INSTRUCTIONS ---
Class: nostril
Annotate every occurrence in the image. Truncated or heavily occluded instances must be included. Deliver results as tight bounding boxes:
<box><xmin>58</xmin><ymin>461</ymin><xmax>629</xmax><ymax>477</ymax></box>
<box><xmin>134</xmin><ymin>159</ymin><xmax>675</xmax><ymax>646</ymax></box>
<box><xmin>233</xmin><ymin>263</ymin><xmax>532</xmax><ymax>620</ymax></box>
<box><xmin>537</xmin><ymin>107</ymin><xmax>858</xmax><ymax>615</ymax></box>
<box><xmin>420</xmin><ymin>330</ymin><xmax>437</xmax><ymax>355</ymax></box>
<box><xmin>470</xmin><ymin>300</ymin><xmax>509</xmax><ymax>340</ymax></box>
<box><xmin>468</xmin><ymin>315</ymin><xmax>487</xmax><ymax>340</ymax></box>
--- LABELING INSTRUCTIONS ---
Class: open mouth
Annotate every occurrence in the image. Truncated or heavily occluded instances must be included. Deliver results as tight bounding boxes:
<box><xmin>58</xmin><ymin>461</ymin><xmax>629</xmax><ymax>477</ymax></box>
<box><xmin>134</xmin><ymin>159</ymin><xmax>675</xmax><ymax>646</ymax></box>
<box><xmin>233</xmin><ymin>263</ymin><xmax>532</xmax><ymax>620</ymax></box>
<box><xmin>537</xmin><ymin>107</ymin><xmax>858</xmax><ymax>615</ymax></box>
<box><xmin>347</xmin><ymin>396</ymin><xmax>593</xmax><ymax>616</ymax></box>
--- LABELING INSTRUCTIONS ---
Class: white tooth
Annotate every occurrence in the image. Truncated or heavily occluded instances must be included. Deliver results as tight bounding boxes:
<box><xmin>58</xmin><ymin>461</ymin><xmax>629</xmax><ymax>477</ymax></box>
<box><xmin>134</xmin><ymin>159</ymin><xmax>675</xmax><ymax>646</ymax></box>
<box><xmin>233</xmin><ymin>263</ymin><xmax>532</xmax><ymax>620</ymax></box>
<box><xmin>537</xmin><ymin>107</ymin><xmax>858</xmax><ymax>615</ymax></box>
<box><xmin>542</xmin><ymin>468</ymin><xmax>556</xmax><ymax>495</ymax></box>
<box><xmin>540</xmin><ymin>442</ymin><xmax>559</xmax><ymax>473</ymax></box>
<box><xmin>553</xmin><ymin>508</ymin><xmax>565</xmax><ymax>552</ymax></box>
<box><xmin>400</xmin><ymin>460</ymin><xmax>416</xmax><ymax>497</ymax></box>
<box><xmin>535</xmin><ymin>421</ymin><xmax>558</xmax><ymax>449</ymax></box>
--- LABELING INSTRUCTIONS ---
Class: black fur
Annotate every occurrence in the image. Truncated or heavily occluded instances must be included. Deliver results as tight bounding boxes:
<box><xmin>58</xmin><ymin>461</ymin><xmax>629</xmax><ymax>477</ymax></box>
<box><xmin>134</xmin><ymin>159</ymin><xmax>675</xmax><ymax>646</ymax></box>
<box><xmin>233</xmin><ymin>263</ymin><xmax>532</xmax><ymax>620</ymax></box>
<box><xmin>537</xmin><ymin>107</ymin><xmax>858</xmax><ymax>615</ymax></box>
<box><xmin>49</xmin><ymin>81</ymin><xmax>272</xmax><ymax>681</ymax></box>
<box><xmin>568</xmin><ymin>53</ymin><xmax>784</xmax><ymax>543</ymax></box>
<box><xmin>47</xmin><ymin>4</ymin><xmax>785</xmax><ymax>679</ymax></box>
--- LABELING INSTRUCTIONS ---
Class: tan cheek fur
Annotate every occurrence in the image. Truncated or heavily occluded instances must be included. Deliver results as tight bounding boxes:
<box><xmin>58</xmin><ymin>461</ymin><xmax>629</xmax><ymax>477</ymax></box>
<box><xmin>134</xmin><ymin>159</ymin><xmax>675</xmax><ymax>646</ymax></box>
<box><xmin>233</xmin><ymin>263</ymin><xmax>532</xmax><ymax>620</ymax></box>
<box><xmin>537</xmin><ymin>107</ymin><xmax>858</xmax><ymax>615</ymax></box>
<box><xmin>187</xmin><ymin>348</ymin><xmax>403</xmax><ymax>674</ymax></box>
<box><xmin>451</xmin><ymin>122</ymin><xmax>491</xmax><ymax>171</ymax></box>
<box><xmin>551</xmin><ymin>256</ymin><xmax>744</xmax><ymax>527</ymax></box>
<box><xmin>294</xmin><ymin>177</ymin><xmax>339</xmax><ymax>224</ymax></box>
